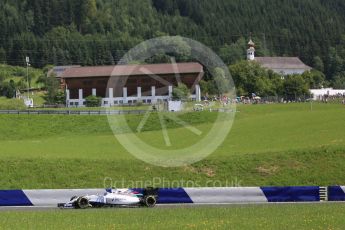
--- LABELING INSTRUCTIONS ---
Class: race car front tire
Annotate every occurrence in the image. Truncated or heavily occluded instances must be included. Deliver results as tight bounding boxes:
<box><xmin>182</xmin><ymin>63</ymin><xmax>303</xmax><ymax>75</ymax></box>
<box><xmin>75</xmin><ymin>197</ymin><xmax>90</xmax><ymax>209</ymax></box>
<box><xmin>143</xmin><ymin>195</ymin><xmax>157</xmax><ymax>207</ymax></box>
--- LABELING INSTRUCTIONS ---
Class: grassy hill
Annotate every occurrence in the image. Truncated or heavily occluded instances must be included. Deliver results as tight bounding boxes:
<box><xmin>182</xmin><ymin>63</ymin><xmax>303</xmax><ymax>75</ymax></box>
<box><xmin>0</xmin><ymin>103</ymin><xmax>344</xmax><ymax>189</ymax></box>
<box><xmin>0</xmin><ymin>64</ymin><xmax>44</xmax><ymax>89</ymax></box>
<box><xmin>1</xmin><ymin>102</ymin><xmax>345</xmax><ymax>229</ymax></box>
<box><xmin>0</xmin><ymin>64</ymin><xmax>47</xmax><ymax>107</ymax></box>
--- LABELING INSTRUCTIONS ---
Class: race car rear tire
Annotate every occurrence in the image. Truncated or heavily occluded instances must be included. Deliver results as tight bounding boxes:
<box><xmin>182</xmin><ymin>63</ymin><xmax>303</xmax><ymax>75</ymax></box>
<box><xmin>75</xmin><ymin>197</ymin><xmax>90</xmax><ymax>209</ymax></box>
<box><xmin>143</xmin><ymin>195</ymin><xmax>156</xmax><ymax>207</ymax></box>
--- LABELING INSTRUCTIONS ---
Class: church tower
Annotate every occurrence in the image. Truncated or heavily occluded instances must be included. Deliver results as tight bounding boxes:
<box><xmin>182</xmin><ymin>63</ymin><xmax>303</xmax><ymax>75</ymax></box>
<box><xmin>247</xmin><ymin>38</ymin><xmax>255</xmax><ymax>61</ymax></box>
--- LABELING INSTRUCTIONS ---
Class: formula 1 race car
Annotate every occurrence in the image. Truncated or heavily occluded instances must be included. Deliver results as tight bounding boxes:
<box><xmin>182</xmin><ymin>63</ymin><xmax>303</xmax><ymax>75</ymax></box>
<box><xmin>57</xmin><ymin>188</ymin><xmax>158</xmax><ymax>209</ymax></box>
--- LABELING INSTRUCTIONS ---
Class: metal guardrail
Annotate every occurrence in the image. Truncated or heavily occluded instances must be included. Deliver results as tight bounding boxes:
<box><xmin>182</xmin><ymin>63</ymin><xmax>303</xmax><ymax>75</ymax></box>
<box><xmin>0</xmin><ymin>108</ymin><xmax>231</xmax><ymax>115</ymax></box>
<box><xmin>0</xmin><ymin>110</ymin><xmax>147</xmax><ymax>115</ymax></box>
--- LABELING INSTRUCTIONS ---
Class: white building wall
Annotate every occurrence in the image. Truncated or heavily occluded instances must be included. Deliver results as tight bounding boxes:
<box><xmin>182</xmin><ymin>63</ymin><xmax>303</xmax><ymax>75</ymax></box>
<box><xmin>109</xmin><ymin>88</ymin><xmax>113</xmax><ymax>99</ymax></box>
<box><xmin>123</xmin><ymin>87</ymin><xmax>128</xmax><ymax>104</ymax></box>
<box><xmin>67</xmin><ymin>85</ymin><xmax>200</xmax><ymax>107</ymax></box>
<box><xmin>151</xmin><ymin>86</ymin><xmax>156</xmax><ymax>103</ymax></box>
<box><xmin>272</xmin><ymin>68</ymin><xmax>308</xmax><ymax>75</ymax></box>
<box><xmin>168</xmin><ymin>101</ymin><xmax>182</xmax><ymax>112</ymax></box>
<box><xmin>195</xmin><ymin>84</ymin><xmax>201</xmax><ymax>102</ymax></box>
<box><xmin>137</xmin><ymin>87</ymin><xmax>142</xmax><ymax>98</ymax></box>
<box><xmin>78</xmin><ymin>89</ymin><xmax>84</xmax><ymax>107</ymax></box>
<box><xmin>247</xmin><ymin>48</ymin><xmax>255</xmax><ymax>61</ymax></box>
<box><xmin>310</xmin><ymin>88</ymin><xmax>345</xmax><ymax>100</ymax></box>
<box><xmin>66</xmin><ymin>90</ymin><xmax>70</xmax><ymax>101</ymax></box>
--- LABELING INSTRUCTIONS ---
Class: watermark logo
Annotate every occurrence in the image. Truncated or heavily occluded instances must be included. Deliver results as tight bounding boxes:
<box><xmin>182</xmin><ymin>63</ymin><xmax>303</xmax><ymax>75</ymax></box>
<box><xmin>103</xmin><ymin>177</ymin><xmax>242</xmax><ymax>189</ymax></box>
<box><xmin>106</xmin><ymin>36</ymin><xmax>236</xmax><ymax>167</ymax></box>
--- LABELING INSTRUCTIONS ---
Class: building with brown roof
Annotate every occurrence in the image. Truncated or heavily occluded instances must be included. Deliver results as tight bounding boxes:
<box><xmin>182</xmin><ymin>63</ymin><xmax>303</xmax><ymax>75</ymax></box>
<box><xmin>255</xmin><ymin>57</ymin><xmax>312</xmax><ymax>75</ymax></box>
<box><xmin>60</xmin><ymin>62</ymin><xmax>203</xmax><ymax>107</ymax></box>
<box><xmin>247</xmin><ymin>40</ymin><xmax>312</xmax><ymax>75</ymax></box>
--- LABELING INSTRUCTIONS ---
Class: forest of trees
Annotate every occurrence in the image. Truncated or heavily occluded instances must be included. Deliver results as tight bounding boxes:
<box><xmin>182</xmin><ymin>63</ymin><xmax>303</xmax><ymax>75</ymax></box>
<box><xmin>1</xmin><ymin>0</ymin><xmax>345</xmax><ymax>93</ymax></box>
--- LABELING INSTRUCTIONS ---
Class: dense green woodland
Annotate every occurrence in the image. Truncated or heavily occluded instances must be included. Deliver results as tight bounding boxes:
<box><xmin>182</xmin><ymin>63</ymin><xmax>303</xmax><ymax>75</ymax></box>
<box><xmin>1</xmin><ymin>0</ymin><xmax>345</xmax><ymax>96</ymax></box>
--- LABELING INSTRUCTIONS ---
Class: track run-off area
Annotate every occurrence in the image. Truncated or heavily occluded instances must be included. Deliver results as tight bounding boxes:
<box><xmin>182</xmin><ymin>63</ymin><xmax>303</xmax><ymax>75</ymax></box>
<box><xmin>1</xmin><ymin>103</ymin><xmax>345</xmax><ymax>229</ymax></box>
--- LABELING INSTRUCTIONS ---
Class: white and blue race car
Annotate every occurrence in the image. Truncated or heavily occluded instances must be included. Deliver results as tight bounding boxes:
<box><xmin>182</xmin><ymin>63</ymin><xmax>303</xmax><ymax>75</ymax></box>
<box><xmin>57</xmin><ymin>188</ymin><xmax>158</xmax><ymax>209</ymax></box>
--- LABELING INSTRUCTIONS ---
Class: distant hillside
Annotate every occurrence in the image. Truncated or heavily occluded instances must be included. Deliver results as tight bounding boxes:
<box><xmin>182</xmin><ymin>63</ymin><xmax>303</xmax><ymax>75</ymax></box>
<box><xmin>1</xmin><ymin>0</ymin><xmax>345</xmax><ymax>81</ymax></box>
<box><xmin>0</xmin><ymin>64</ymin><xmax>43</xmax><ymax>89</ymax></box>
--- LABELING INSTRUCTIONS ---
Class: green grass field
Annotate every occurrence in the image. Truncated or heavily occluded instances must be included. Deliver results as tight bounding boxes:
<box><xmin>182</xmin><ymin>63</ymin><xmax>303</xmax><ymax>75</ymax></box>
<box><xmin>1</xmin><ymin>102</ymin><xmax>345</xmax><ymax>229</ymax></box>
<box><xmin>0</xmin><ymin>103</ymin><xmax>344</xmax><ymax>188</ymax></box>
<box><xmin>1</xmin><ymin>204</ymin><xmax>345</xmax><ymax>230</ymax></box>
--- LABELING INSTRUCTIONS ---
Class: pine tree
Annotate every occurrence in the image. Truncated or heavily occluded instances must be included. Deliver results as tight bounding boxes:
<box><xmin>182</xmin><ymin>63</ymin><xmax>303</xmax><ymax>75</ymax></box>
<box><xmin>0</xmin><ymin>47</ymin><xmax>6</xmax><ymax>64</ymax></box>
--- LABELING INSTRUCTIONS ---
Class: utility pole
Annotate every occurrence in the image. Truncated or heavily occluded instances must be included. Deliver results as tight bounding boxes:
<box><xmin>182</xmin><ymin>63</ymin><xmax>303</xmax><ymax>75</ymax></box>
<box><xmin>262</xmin><ymin>32</ymin><xmax>267</xmax><ymax>54</ymax></box>
<box><xmin>25</xmin><ymin>56</ymin><xmax>33</xmax><ymax>108</ymax></box>
<box><xmin>26</xmin><ymin>56</ymin><xmax>30</xmax><ymax>97</ymax></box>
